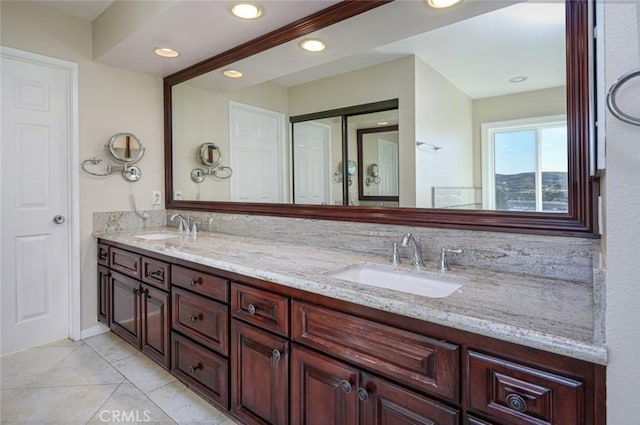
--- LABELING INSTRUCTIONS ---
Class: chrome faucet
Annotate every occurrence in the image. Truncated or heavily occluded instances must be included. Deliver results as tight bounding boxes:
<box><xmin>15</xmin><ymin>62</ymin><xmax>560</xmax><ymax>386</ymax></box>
<box><xmin>169</xmin><ymin>213</ymin><xmax>191</xmax><ymax>234</ymax></box>
<box><xmin>438</xmin><ymin>248</ymin><xmax>463</xmax><ymax>271</ymax></box>
<box><xmin>400</xmin><ymin>233</ymin><xmax>426</xmax><ymax>269</ymax></box>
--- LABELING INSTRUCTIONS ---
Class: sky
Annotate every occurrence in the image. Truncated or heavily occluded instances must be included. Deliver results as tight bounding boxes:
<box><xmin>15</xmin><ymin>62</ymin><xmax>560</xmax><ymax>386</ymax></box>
<box><xmin>494</xmin><ymin>125</ymin><xmax>567</xmax><ymax>175</ymax></box>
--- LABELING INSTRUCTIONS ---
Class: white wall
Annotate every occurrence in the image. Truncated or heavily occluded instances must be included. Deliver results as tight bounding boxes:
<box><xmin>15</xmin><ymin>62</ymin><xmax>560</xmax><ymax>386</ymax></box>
<box><xmin>172</xmin><ymin>81</ymin><xmax>288</xmax><ymax>201</ymax></box>
<box><xmin>0</xmin><ymin>1</ymin><xmax>165</xmax><ymax>331</ymax></box>
<box><xmin>414</xmin><ymin>57</ymin><xmax>473</xmax><ymax>208</ymax></box>
<box><xmin>602</xmin><ymin>1</ymin><xmax>640</xmax><ymax>422</ymax></box>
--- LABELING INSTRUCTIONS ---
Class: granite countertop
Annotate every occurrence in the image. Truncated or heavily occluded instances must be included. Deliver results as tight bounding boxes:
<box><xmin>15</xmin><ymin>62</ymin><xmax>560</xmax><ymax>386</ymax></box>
<box><xmin>95</xmin><ymin>227</ymin><xmax>607</xmax><ymax>365</ymax></box>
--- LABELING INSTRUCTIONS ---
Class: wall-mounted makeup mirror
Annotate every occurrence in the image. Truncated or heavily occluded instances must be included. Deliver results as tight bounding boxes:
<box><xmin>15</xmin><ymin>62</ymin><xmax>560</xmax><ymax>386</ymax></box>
<box><xmin>164</xmin><ymin>0</ymin><xmax>596</xmax><ymax>236</ymax></box>
<box><xmin>82</xmin><ymin>132</ymin><xmax>145</xmax><ymax>182</ymax></box>
<box><xmin>190</xmin><ymin>142</ymin><xmax>233</xmax><ymax>184</ymax></box>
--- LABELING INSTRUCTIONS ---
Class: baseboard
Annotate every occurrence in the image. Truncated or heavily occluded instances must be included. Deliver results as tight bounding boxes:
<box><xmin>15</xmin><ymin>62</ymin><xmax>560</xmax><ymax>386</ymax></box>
<box><xmin>80</xmin><ymin>324</ymin><xmax>109</xmax><ymax>339</ymax></box>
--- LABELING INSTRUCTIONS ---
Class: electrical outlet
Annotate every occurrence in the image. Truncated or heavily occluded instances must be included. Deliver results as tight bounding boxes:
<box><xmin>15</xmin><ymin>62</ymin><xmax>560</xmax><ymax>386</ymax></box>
<box><xmin>174</xmin><ymin>190</ymin><xmax>183</xmax><ymax>201</ymax></box>
<box><xmin>152</xmin><ymin>190</ymin><xmax>161</xmax><ymax>205</ymax></box>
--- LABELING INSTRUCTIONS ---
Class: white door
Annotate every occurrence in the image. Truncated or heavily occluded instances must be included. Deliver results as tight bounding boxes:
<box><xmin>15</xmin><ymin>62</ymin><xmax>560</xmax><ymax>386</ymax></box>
<box><xmin>229</xmin><ymin>101</ymin><xmax>285</xmax><ymax>203</ymax></box>
<box><xmin>378</xmin><ymin>139</ymin><xmax>398</xmax><ymax>196</ymax></box>
<box><xmin>293</xmin><ymin>121</ymin><xmax>331</xmax><ymax>205</ymax></box>
<box><xmin>1</xmin><ymin>48</ymin><xmax>75</xmax><ymax>354</ymax></box>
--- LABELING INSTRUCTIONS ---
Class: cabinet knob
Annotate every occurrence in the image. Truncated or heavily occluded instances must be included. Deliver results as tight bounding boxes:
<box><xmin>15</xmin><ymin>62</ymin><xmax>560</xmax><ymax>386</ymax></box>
<box><xmin>339</xmin><ymin>380</ymin><xmax>352</xmax><ymax>394</ymax></box>
<box><xmin>357</xmin><ymin>388</ymin><xmax>369</xmax><ymax>402</ymax></box>
<box><xmin>188</xmin><ymin>278</ymin><xmax>201</xmax><ymax>287</ymax></box>
<box><xmin>272</xmin><ymin>349</ymin><xmax>281</xmax><ymax>361</ymax></box>
<box><xmin>247</xmin><ymin>304</ymin><xmax>256</xmax><ymax>315</ymax></box>
<box><xmin>132</xmin><ymin>288</ymin><xmax>140</xmax><ymax>295</ymax></box>
<box><xmin>189</xmin><ymin>363</ymin><xmax>202</xmax><ymax>374</ymax></box>
<box><xmin>98</xmin><ymin>250</ymin><xmax>108</xmax><ymax>261</ymax></box>
<box><xmin>188</xmin><ymin>315</ymin><xmax>199</xmax><ymax>324</ymax></box>
<box><xmin>506</xmin><ymin>393</ymin><xmax>527</xmax><ymax>413</ymax></box>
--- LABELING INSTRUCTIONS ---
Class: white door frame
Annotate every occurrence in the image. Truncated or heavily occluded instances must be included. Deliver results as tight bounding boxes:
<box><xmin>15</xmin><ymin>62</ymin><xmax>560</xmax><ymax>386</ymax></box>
<box><xmin>1</xmin><ymin>46</ymin><xmax>81</xmax><ymax>342</ymax></box>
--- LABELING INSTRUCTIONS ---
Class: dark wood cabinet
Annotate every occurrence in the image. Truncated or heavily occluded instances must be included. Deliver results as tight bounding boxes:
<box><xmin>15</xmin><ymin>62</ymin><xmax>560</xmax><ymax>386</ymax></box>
<box><xmin>468</xmin><ymin>351</ymin><xmax>584</xmax><ymax>425</ymax></box>
<box><xmin>142</xmin><ymin>284</ymin><xmax>171</xmax><ymax>369</ymax></box>
<box><xmin>97</xmin><ymin>265</ymin><xmax>111</xmax><ymax>325</ymax></box>
<box><xmin>231</xmin><ymin>319</ymin><xmax>289</xmax><ymax>425</ymax></box>
<box><xmin>360</xmin><ymin>372</ymin><xmax>459</xmax><ymax>425</ymax></box>
<box><xmin>172</xmin><ymin>287</ymin><xmax>229</xmax><ymax>356</ymax></box>
<box><xmin>109</xmin><ymin>267</ymin><xmax>171</xmax><ymax>369</ymax></box>
<box><xmin>172</xmin><ymin>331</ymin><xmax>229</xmax><ymax>408</ymax></box>
<box><xmin>291</xmin><ymin>345</ymin><xmax>459</xmax><ymax>425</ymax></box>
<box><xmin>292</xmin><ymin>301</ymin><xmax>459</xmax><ymax>401</ymax></box>
<box><xmin>291</xmin><ymin>345</ymin><xmax>359</xmax><ymax>425</ymax></box>
<box><xmin>110</xmin><ymin>270</ymin><xmax>141</xmax><ymax>347</ymax></box>
<box><xmin>98</xmin><ymin>240</ymin><xmax>605</xmax><ymax>425</ymax></box>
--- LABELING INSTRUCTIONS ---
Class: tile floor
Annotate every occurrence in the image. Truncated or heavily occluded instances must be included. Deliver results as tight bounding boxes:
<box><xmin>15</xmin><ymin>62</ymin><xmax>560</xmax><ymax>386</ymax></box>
<box><xmin>0</xmin><ymin>332</ymin><xmax>238</xmax><ymax>425</ymax></box>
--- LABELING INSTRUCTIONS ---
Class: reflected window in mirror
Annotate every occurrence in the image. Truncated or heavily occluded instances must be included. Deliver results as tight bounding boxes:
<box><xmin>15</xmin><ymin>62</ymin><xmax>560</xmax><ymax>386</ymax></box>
<box><xmin>481</xmin><ymin>115</ymin><xmax>568</xmax><ymax>213</ymax></box>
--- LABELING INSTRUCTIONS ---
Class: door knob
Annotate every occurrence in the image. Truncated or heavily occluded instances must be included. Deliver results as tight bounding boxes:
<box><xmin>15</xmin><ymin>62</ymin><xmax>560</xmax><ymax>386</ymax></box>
<box><xmin>53</xmin><ymin>215</ymin><xmax>66</xmax><ymax>224</ymax></box>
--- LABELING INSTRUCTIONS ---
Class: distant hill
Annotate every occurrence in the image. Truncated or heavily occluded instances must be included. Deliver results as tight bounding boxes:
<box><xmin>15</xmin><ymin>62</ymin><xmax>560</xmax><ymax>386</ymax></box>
<box><xmin>495</xmin><ymin>172</ymin><xmax>568</xmax><ymax>211</ymax></box>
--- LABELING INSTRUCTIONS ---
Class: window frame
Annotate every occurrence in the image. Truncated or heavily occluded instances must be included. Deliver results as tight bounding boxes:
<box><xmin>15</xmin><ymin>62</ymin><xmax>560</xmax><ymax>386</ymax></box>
<box><xmin>481</xmin><ymin>114</ymin><xmax>568</xmax><ymax>212</ymax></box>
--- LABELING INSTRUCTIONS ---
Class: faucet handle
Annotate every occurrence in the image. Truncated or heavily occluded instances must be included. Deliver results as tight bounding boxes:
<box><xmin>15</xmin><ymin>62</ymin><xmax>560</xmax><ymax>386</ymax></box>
<box><xmin>438</xmin><ymin>248</ymin><xmax>463</xmax><ymax>271</ymax></box>
<box><xmin>390</xmin><ymin>242</ymin><xmax>401</xmax><ymax>266</ymax></box>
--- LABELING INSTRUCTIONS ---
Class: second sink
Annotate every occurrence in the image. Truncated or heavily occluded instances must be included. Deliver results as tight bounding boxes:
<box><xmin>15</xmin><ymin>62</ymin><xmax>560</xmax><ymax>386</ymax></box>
<box><xmin>330</xmin><ymin>264</ymin><xmax>464</xmax><ymax>298</ymax></box>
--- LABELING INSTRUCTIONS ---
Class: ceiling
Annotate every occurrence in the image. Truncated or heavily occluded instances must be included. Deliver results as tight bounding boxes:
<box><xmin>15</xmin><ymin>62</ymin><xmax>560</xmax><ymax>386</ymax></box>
<box><xmin>36</xmin><ymin>0</ymin><xmax>566</xmax><ymax>100</ymax></box>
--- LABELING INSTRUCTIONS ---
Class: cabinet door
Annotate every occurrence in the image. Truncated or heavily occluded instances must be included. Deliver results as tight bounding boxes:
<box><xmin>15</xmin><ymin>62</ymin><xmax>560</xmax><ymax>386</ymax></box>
<box><xmin>97</xmin><ymin>265</ymin><xmax>111</xmax><ymax>325</ymax></box>
<box><xmin>360</xmin><ymin>372</ymin><xmax>459</xmax><ymax>425</ymax></box>
<box><xmin>231</xmin><ymin>320</ymin><xmax>289</xmax><ymax>425</ymax></box>
<box><xmin>468</xmin><ymin>351</ymin><xmax>584</xmax><ymax>425</ymax></box>
<box><xmin>141</xmin><ymin>283</ymin><xmax>170</xmax><ymax>369</ymax></box>
<box><xmin>172</xmin><ymin>332</ymin><xmax>229</xmax><ymax>409</ymax></box>
<box><xmin>110</xmin><ymin>271</ymin><xmax>141</xmax><ymax>348</ymax></box>
<box><xmin>291</xmin><ymin>345</ymin><xmax>358</xmax><ymax>425</ymax></box>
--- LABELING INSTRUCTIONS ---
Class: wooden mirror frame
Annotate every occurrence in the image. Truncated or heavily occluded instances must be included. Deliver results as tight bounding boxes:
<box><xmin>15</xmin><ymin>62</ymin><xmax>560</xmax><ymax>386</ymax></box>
<box><xmin>357</xmin><ymin>125</ymin><xmax>400</xmax><ymax>203</ymax></box>
<box><xmin>164</xmin><ymin>0</ymin><xmax>597</xmax><ymax>237</ymax></box>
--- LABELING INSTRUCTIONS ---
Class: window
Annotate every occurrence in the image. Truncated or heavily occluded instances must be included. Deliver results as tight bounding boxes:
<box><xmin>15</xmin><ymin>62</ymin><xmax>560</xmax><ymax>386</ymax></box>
<box><xmin>481</xmin><ymin>115</ymin><xmax>568</xmax><ymax>212</ymax></box>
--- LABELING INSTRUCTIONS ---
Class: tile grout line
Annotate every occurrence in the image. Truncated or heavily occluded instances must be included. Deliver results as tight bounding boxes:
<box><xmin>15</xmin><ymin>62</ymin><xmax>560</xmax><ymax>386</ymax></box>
<box><xmin>82</xmin><ymin>381</ymin><xmax>123</xmax><ymax>425</ymax></box>
<box><xmin>83</xmin><ymin>337</ymin><xmax>179</xmax><ymax>425</ymax></box>
<box><xmin>20</xmin><ymin>341</ymin><xmax>87</xmax><ymax>390</ymax></box>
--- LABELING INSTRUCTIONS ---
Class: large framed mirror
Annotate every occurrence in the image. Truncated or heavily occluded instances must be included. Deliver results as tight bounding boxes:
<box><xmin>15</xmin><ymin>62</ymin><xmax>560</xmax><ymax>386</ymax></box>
<box><xmin>165</xmin><ymin>0</ymin><xmax>596</xmax><ymax>236</ymax></box>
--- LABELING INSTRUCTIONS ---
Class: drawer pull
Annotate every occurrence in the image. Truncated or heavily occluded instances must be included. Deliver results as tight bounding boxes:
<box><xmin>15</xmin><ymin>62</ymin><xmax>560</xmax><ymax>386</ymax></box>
<box><xmin>272</xmin><ymin>349</ymin><xmax>281</xmax><ymax>361</ymax></box>
<box><xmin>148</xmin><ymin>269</ymin><xmax>164</xmax><ymax>279</ymax></box>
<box><xmin>133</xmin><ymin>261</ymin><xmax>138</xmax><ymax>270</ymax></box>
<box><xmin>506</xmin><ymin>394</ymin><xmax>527</xmax><ymax>413</ymax></box>
<box><xmin>98</xmin><ymin>250</ymin><xmax>108</xmax><ymax>261</ymax></box>
<box><xmin>189</xmin><ymin>363</ymin><xmax>202</xmax><ymax>374</ymax></box>
<box><xmin>357</xmin><ymin>388</ymin><xmax>369</xmax><ymax>402</ymax></box>
<box><xmin>188</xmin><ymin>314</ymin><xmax>200</xmax><ymax>324</ymax></box>
<box><xmin>189</xmin><ymin>277</ymin><xmax>202</xmax><ymax>287</ymax></box>
<box><xmin>247</xmin><ymin>304</ymin><xmax>256</xmax><ymax>315</ymax></box>
<box><xmin>339</xmin><ymin>380</ymin><xmax>352</xmax><ymax>394</ymax></box>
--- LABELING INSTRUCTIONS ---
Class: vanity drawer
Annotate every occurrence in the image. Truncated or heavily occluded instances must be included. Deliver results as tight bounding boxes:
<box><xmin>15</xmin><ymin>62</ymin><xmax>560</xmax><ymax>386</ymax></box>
<box><xmin>172</xmin><ymin>265</ymin><xmax>229</xmax><ymax>303</ymax></box>
<box><xmin>141</xmin><ymin>257</ymin><xmax>170</xmax><ymax>291</ymax></box>
<box><xmin>172</xmin><ymin>287</ymin><xmax>229</xmax><ymax>356</ymax></box>
<box><xmin>97</xmin><ymin>243</ymin><xmax>109</xmax><ymax>266</ymax></box>
<box><xmin>172</xmin><ymin>332</ymin><xmax>229</xmax><ymax>409</ymax></box>
<box><xmin>231</xmin><ymin>283</ymin><xmax>289</xmax><ymax>336</ymax></box>
<box><xmin>292</xmin><ymin>301</ymin><xmax>459</xmax><ymax>401</ymax></box>
<box><xmin>467</xmin><ymin>351</ymin><xmax>584</xmax><ymax>425</ymax></box>
<box><xmin>110</xmin><ymin>247</ymin><xmax>141</xmax><ymax>279</ymax></box>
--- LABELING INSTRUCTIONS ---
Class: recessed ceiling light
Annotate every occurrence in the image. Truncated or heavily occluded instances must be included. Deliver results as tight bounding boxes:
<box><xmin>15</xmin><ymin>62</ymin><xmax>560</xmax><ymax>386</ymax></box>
<box><xmin>377</xmin><ymin>121</ymin><xmax>389</xmax><ymax>126</ymax></box>
<box><xmin>231</xmin><ymin>3</ymin><xmax>263</xmax><ymax>19</ymax></box>
<box><xmin>223</xmin><ymin>69</ymin><xmax>243</xmax><ymax>78</ymax></box>
<box><xmin>154</xmin><ymin>47</ymin><xmax>179</xmax><ymax>58</ymax></box>
<box><xmin>426</xmin><ymin>0</ymin><xmax>462</xmax><ymax>9</ymax></box>
<box><xmin>509</xmin><ymin>76</ymin><xmax>528</xmax><ymax>83</ymax></box>
<box><xmin>299</xmin><ymin>38</ymin><xmax>326</xmax><ymax>52</ymax></box>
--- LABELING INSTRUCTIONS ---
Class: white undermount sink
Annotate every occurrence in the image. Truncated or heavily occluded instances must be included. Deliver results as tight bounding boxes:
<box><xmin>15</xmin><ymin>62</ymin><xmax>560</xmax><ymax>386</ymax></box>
<box><xmin>134</xmin><ymin>232</ymin><xmax>180</xmax><ymax>241</ymax></box>
<box><xmin>329</xmin><ymin>264</ymin><xmax>464</xmax><ymax>298</ymax></box>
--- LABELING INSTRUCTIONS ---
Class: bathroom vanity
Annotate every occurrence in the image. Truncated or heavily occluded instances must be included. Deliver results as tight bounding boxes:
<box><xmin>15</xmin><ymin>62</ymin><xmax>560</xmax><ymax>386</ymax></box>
<box><xmin>96</xmin><ymin>229</ymin><xmax>605</xmax><ymax>425</ymax></box>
